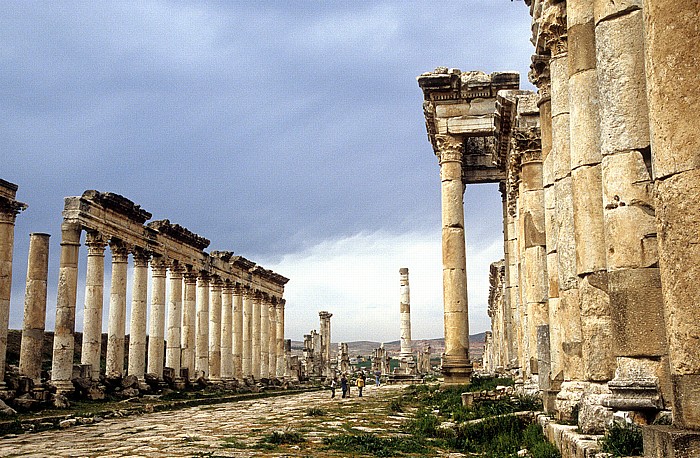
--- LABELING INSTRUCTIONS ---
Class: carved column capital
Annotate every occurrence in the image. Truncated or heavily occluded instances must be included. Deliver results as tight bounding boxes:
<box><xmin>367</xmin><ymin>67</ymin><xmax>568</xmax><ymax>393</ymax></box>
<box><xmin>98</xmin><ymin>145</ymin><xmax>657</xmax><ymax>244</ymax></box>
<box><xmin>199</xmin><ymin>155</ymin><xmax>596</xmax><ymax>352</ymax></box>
<box><xmin>132</xmin><ymin>248</ymin><xmax>151</xmax><ymax>267</ymax></box>
<box><xmin>210</xmin><ymin>275</ymin><xmax>223</xmax><ymax>289</ymax></box>
<box><xmin>183</xmin><ymin>267</ymin><xmax>197</xmax><ymax>285</ymax></box>
<box><xmin>222</xmin><ymin>279</ymin><xmax>233</xmax><ymax>293</ymax></box>
<box><xmin>435</xmin><ymin>134</ymin><xmax>464</xmax><ymax>164</ymax></box>
<box><xmin>151</xmin><ymin>256</ymin><xmax>168</xmax><ymax>277</ymax></box>
<box><xmin>0</xmin><ymin>196</ymin><xmax>27</xmax><ymax>223</ymax></box>
<box><xmin>233</xmin><ymin>283</ymin><xmax>244</xmax><ymax>295</ymax></box>
<box><xmin>85</xmin><ymin>231</ymin><xmax>107</xmax><ymax>256</ymax></box>
<box><xmin>109</xmin><ymin>239</ymin><xmax>129</xmax><ymax>263</ymax></box>
<box><xmin>169</xmin><ymin>260</ymin><xmax>185</xmax><ymax>278</ymax></box>
<box><xmin>529</xmin><ymin>54</ymin><xmax>551</xmax><ymax>104</ymax></box>
<box><xmin>540</xmin><ymin>1</ymin><xmax>568</xmax><ymax>57</ymax></box>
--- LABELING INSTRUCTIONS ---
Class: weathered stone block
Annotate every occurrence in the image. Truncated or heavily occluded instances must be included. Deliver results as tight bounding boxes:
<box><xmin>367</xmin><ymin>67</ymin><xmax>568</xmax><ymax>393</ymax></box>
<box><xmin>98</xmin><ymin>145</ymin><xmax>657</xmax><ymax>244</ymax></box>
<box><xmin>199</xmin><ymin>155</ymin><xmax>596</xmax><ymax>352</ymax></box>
<box><xmin>596</xmin><ymin>10</ymin><xmax>650</xmax><ymax>156</ymax></box>
<box><xmin>552</xmin><ymin>114</ymin><xmax>571</xmax><ymax>181</ymax></box>
<box><xmin>569</xmin><ymin>69</ymin><xmax>601</xmax><ymax>168</ymax></box>
<box><xmin>672</xmin><ymin>374</ymin><xmax>700</xmax><ymax>430</ymax></box>
<box><xmin>447</xmin><ymin>115</ymin><xmax>494</xmax><ymax>135</ymax></box>
<box><xmin>579</xmin><ymin>272</ymin><xmax>614</xmax><ymax>382</ymax></box>
<box><xmin>435</xmin><ymin>102</ymin><xmax>471</xmax><ymax>118</ymax></box>
<box><xmin>544</xmin><ymin>185</ymin><xmax>558</xmax><ymax>254</ymax></box>
<box><xmin>594</xmin><ymin>0</ymin><xmax>642</xmax><ymax>25</ymax></box>
<box><xmin>441</xmin><ymin>228</ymin><xmax>466</xmax><ymax>268</ymax></box>
<box><xmin>555</xmin><ymin>177</ymin><xmax>578</xmax><ymax>290</ymax></box>
<box><xmin>550</xmin><ymin>55</ymin><xmax>569</xmax><ymax>117</ymax></box>
<box><xmin>609</xmin><ymin>267</ymin><xmax>666</xmax><ymax>357</ymax></box>
<box><xmin>521</xmin><ymin>162</ymin><xmax>543</xmax><ymax>191</ymax></box>
<box><xmin>568</xmin><ymin>21</ymin><xmax>596</xmax><ymax>75</ymax></box>
<box><xmin>525</xmin><ymin>246</ymin><xmax>548</xmax><ymax>303</ymax></box>
<box><xmin>643</xmin><ymin>425</ymin><xmax>700</xmax><ymax>458</ymax></box>
<box><xmin>571</xmin><ymin>165</ymin><xmax>606</xmax><ymax>275</ymax></box>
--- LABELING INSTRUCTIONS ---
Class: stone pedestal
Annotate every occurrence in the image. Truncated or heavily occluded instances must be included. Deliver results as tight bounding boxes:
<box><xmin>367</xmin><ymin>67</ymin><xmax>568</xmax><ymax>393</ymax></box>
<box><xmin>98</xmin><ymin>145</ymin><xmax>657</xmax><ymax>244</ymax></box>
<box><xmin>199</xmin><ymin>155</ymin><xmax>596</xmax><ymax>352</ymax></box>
<box><xmin>19</xmin><ymin>233</ymin><xmax>50</xmax><ymax>384</ymax></box>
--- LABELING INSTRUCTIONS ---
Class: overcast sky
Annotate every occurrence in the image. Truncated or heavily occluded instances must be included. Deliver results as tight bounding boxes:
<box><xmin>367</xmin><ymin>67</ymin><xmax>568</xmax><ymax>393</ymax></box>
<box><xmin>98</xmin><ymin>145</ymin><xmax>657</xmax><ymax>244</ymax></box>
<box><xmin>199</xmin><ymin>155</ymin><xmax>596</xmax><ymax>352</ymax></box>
<box><xmin>3</xmin><ymin>1</ymin><xmax>534</xmax><ymax>343</ymax></box>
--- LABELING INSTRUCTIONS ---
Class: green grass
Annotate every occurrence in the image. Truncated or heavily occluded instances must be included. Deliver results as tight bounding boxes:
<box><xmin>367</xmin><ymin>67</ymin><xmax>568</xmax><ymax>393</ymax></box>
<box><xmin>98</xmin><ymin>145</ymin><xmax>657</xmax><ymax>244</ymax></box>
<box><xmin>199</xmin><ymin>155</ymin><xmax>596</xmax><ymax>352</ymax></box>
<box><xmin>599</xmin><ymin>422</ymin><xmax>643</xmax><ymax>457</ymax></box>
<box><xmin>262</xmin><ymin>430</ymin><xmax>305</xmax><ymax>445</ymax></box>
<box><xmin>323</xmin><ymin>432</ymin><xmax>430</xmax><ymax>457</ymax></box>
<box><xmin>306</xmin><ymin>407</ymin><xmax>326</xmax><ymax>417</ymax></box>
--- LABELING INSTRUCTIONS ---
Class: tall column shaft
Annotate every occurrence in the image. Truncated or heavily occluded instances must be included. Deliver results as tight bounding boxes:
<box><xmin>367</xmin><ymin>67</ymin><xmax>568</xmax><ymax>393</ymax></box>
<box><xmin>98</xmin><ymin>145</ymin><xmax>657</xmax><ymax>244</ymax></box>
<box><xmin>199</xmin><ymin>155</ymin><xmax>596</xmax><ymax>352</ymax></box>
<box><xmin>242</xmin><ymin>289</ymin><xmax>253</xmax><ymax>377</ymax></box>
<box><xmin>232</xmin><ymin>285</ymin><xmax>243</xmax><ymax>379</ymax></box>
<box><xmin>268</xmin><ymin>300</ymin><xmax>277</xmax><ymax>378</ymax></box>
<box><xmin>127</xmin><ymin>251</ymin><xmax>149</xmax><ymax>379</ymax></box>
<box><xmin>51</xmin><ymin>222</ymin><xmax>81</xmax><ymax>390</ymax></box>
<box><xmin>251</xmin><ymin>293</ymin><xmax>261</xmax><ymax>379</ymax></box>
<box><xmin>260</xmin><ymin>296</ymin><xmax>270</xmax><ymax>378</ymax></box>
<box><xmin>147</xmin><ymin>258</ymin><xmax>167</xmax><ymax>377</ymax></box>
<box><xmin>643</xmin><ymin>0</ymin><xmax>700</xmax><ymax>430</ymax></box>
<box><xmin>165</xmin><ymin>263</ymin><xmax>183</xmax><ymax>374</ymax></box>
<box><xmin>276</xmin><ymin>299</ymin><xmax>285</xmax><ymax>377</ymax></box>
<box><xmin>221</xmin><ymin>282</ymin><xmax>233</xmax><ymax>379</ymax></box>
<box><xmin>195</xmin><ymin>273</ymin><xmax>210</xmax><ymax>377</ymax></box>
<box><xmin>436</xmin><ymin>134</ymin><xmax>471</xmax><ymax>384</ymax></box>
<box><xmin>105</xmin><ymin>242</ymin><xmax>128</xmax><ymax>376</ymax></box>
<box><xmin>399</xmin><ymin>268</ymin><xmax>412</xmax><ymax>358</ymax></box>
<box><xmin>208</xmin><ymin>278</ymin><xmax>222</xmax><ymax>380</ymax></box>
<box><xmin>180</xmin><ymin>271</ymin><xmax>197</xmax><ymax>378</ymax></box>
<box><xmin>81</xmin><ymin>232</ymin><xmax>106</xmax><ymax>380</ymax></box>
<box><xmin>19</xmin><ymin>233</ymin><xmax>50</xmax><ymax>383</ymax></box>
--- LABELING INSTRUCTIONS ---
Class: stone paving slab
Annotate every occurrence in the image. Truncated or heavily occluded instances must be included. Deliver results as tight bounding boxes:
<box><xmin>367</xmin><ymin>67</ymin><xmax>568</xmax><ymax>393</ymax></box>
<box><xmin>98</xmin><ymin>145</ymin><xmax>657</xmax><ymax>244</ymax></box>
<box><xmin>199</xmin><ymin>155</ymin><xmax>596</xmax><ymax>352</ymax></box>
<box><xmin>0</xmin><ymin>384</ymin><xmax>407</xmax><ymax>457</ymax></box>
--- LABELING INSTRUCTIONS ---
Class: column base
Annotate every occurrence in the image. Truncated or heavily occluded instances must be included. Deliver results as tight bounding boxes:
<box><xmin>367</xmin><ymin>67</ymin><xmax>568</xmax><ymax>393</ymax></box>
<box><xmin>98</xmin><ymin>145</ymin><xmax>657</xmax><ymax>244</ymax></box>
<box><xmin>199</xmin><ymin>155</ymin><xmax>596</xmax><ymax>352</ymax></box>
<box><xmin>441</xmin><ymin>361</ymin><xmax>473</xmax><ymax>385</ymax></box>
<box><xmin>49</xmin><ymin>380</ymin><xmax>75</xmax><ymax>395</ymax></box>
<box><xmin>643</xmin><ymin>425</ymin><xmax>700</xmax><ymax>458</ymax></box>
<box><xmin>556</xmin><ymin>381</ymin><xmax>588</xmax><ymax>423</ymax></box>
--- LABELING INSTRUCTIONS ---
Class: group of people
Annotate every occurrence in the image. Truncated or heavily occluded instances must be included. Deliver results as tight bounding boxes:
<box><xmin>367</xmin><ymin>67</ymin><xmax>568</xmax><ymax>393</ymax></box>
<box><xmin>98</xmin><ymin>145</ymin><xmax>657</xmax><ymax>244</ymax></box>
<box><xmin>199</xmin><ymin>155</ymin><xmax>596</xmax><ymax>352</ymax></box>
<box><xmin>330</xmin><ymin>370</ymin><xmax>377</xmax><ymax>398</ymax></box>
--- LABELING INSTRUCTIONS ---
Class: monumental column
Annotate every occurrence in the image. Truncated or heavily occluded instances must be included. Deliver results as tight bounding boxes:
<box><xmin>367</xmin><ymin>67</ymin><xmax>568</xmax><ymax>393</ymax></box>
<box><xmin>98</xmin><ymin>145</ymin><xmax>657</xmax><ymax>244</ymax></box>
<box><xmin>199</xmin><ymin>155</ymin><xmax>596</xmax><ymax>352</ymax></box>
<box><xmin>195</xmin><ymin>272</ymin><xmax>210</xmax><ymax>378</ymax></box>
<box><xmin>268</xmin><ymin>298</ymin><xmax>278</xmax><ymax>378</ymax></box>
<box><xmin>276</xmin><ymin>299</ymin><xmax>286</xmax><ymax>377</ymax></box>
<box><xmin>180</xmin><ymin>269</ymin><xmax>197</xmax><ymax>378</ymax></box>
<box><xmin>106</xmin><ymin>240</ymin><xmax>129</xmax><ymax>376</ymax></box>
<box><xmin>208</xmin><ymin>276</ymin><xmax>222</xmax><ymax>381</ymax></box>
<box><xmin>242</xmin><ymin>287</ymin><xmax>253</xmax><ymax>377</ymax></box>
<box><xmin>127</xmin><ymin>250</ymin><xmax>150</xmax><ymax>379</ymax></box>
<box><xmin>399</xmin><ymin>268</ymin><xmax>413</xmax><ymax>360</ymax></box>
<box><xmin>319</xmin><ymin>311</ymin><xmax>333</xmax><ymax>378</ymax></box>
<box><xmin>18</xmin><ymin>232</ymin><xmax>50</xmax><ymax>384</ymax></box>
<box><xmin>165</xmin><ymin>261</ymin><xmax>184</xmax><ymax>374</ymax></box>
<box><xmin>232</xmin><ymin>284</ymin><xmax>244</xmax><ymax>378</ymax></box>
<box><xmin>81</xmin><ymin>231</ymin><xmax>107</xmax><ymax>380</ymax></box>
<box><xmin>147</xmin><ymin>256</ymin><xmax>167</xmax><ymax>377</ymax></box>
<box><xmin>251</xmin><ymin>291</ymin><xmax>262</xmax><ymax>379</ymax></box>
<box><xmin>221</xmin><ymin>280</ymin><xmax>233</xmax><ymax>379</ymax></box>
<box><xmin>260</xmin><ymin>294</ymin><xmax>270</xmax><ymax>378</ymax></box>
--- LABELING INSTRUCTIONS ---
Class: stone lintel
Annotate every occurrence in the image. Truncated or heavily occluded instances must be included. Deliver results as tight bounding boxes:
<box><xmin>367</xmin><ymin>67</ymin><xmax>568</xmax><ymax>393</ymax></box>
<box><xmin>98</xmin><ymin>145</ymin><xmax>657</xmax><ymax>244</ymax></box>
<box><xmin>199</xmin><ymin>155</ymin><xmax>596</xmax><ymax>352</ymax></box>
<box><xmin>147</xmin><ymin>219</ymin><xmax>210</xmax><ymax>251</ymax></box>
<box><xmin>211</xmin><ymin>250</ymin><xmax>234</xmax><ymax>262</ymax></box>
<box><xmin>81</xmin><ymin>190</ymin><xmax>152</xmax><ymax>224</ymax></box>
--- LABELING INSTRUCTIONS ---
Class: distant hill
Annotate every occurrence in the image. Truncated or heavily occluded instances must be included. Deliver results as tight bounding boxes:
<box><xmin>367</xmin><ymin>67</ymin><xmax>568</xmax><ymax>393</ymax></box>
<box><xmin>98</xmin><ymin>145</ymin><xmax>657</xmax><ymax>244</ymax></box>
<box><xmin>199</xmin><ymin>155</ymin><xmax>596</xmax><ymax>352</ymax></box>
<box><xmin>291</xmin><ymin>332</ymin><xmax>487</xmax><ymax>361</ymax></box>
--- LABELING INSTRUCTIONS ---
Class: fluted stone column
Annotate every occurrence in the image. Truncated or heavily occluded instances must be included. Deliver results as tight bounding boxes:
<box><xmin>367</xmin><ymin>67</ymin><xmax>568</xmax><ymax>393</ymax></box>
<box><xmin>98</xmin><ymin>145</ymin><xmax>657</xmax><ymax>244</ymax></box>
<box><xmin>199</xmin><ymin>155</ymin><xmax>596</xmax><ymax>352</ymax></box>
<box><xmin>165</xmin><ymin>262</ymin><xmax>184</xmax><ymax>374</ymax></box>
<box><xmin>221</xmin><ymin>281</ymin><xmax>233</xmax><ymax>379</ymax></box>
<box><xmin>232</xmin><ymin>284</ymin><xmax>243</xmax><ymax>379</ymax></box>
<box><xmin>105</xmin><ymin>241</ymin><xmax>129</xmax><ymax>376</ymax></box>
<box><xmin>260</xmin><ymin>295</ymin><xmax>270</xmax><ymax>378</ymax></box>
<box><xmin>500</xmin><ymin>184</ymin><xmax>519</xmax><ymax>370</ymax></box>
<box><xmin>0</xmin><ymin>183</ymin><xmax>26</xmax><ymax>387</ymax></box>
<box><xmin>593</xmin><ymin>0</ymin><xmax>671</xmax><ymax>422</ymax></box>
<box><xmin>436</xmin><ymin>133</ymin><xmax>472</xmax><ymax>384</ymax></box>
<box><xmin>180</xmin><ymin>270</ymin><xmax>197</xmax><ymax>379</ymax></box>
<box><xmin>51</xmin><ymin>222</ymin><xmax>81</xmax><ymax>391</ymax></box>
<box><xmin>319</xmin><ymin>311</ymin><xmax>333</xmax><ymax>378</ymax></box>
<box><xmin>251</xmin><ymin>292</ymin><xmax>261</xmax><ymax>379</ymax></box>
<box><xmin>643</xmin><ymin>0</ymin><xmax>700</xmax><ymax>432</ymax></box>
<box><xmin>147</xmin><ymin>257</ymin><xmax>167</xmax><ymax>377</ymax></box>
<box><xmin>242</xmin><ymin>288</ymin><xmax>253</xmax><ymax>377</ymax></box>
<box><xmin>195</xmin><ymin>272</ymin><xmax>210</xmax><ymax>378</ymax></box>
<box><xmin>276</xmin><ymin>299</ymin><xmax>286</xmax><ymax>377</ymax></box>
<box><xmin>127</xmin><ymin>250</ymin><xmax>150</xmax><ymax>379</ymax></box>
<box><xmin>399</xmin><ymin>268</ymin><xmax>413</xmax><ymax>359</ymax></box>
<box><xmin>268</xmin><ymin>299</ymin><xmax>277</xmax><ymax>378</ymax></box>
<box><xmin>81</xmin><ymin>231</ymin><xmax>107</xmax><ymax>380</ymax></box>
<box><xmin>19</xmin><ymin>233</ymin><xmax>50</xmax><ymax>383</ymax></box>
<box><xmin>208</xmin><ymin>277</ymin><xmax>222</xmax><ymax>381</ymax></box>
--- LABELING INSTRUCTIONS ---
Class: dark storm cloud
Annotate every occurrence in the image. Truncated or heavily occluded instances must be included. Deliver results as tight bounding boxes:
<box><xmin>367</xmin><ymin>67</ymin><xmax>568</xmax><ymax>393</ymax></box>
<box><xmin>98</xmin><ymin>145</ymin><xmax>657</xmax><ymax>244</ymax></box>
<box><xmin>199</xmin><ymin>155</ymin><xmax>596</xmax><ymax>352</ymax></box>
<box><xmin>2</xmin><ymin>1</ymin><xmax>534</xmax><ymax>331</ymax></box>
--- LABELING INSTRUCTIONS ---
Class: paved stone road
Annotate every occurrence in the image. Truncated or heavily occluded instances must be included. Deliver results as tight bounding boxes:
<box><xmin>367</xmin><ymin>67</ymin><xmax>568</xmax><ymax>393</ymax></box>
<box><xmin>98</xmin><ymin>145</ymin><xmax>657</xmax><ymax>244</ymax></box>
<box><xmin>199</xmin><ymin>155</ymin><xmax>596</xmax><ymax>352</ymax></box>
<box><xmin>0</xmin><ymin>384</ymin><xmax>408</xmax><ymax>457</ymax></box>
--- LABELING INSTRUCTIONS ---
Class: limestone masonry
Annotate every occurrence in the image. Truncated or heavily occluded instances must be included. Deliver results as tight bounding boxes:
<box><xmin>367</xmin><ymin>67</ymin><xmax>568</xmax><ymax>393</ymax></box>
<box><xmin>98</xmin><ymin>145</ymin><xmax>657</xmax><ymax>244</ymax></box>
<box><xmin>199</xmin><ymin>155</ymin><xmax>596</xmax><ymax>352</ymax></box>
<box><xmin>418</xmin><ymin>0</ymin><xmax>699</xmax><ymax>456</ymax></box>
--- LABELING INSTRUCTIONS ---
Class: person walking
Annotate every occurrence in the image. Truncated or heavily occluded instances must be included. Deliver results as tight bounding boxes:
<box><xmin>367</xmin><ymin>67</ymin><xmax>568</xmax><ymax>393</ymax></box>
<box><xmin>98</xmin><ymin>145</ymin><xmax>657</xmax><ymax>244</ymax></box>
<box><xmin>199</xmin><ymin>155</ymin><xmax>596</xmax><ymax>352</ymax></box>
<box><xmin>374</xmin><ymin>369</ymin><xmax>381</xmax><ymax>387</ymax></box>
<box><xmin>357</xmin><ymin>374</ymin><xmax>365</xmax><ymax>397</ymax></box>
<box><xmin>330</xmin><ymin>377</ymin><xmax>337</xmax><ymax>398</ymax></box>
<box><xmin>340</xmin><ymin>374</ymin><xmax>348</xmax><ymax>398</ymax></box>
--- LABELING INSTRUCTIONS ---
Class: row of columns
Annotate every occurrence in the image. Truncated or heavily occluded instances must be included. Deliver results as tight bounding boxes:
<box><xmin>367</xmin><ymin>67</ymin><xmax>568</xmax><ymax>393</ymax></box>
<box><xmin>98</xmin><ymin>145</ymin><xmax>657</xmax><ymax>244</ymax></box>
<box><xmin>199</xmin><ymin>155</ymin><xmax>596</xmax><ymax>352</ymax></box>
<box><xmin>47</xmin><ymin>224</ymin><xmax>287</xmax><ymax>390</ymax></box>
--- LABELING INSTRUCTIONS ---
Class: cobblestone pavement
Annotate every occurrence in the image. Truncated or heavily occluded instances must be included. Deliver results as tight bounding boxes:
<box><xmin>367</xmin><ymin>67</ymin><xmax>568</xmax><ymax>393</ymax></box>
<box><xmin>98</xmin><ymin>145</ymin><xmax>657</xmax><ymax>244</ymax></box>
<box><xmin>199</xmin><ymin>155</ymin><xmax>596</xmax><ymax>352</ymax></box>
<box><xmin>0</xmin><ymin>384</ymin><xmax>410</xmax><ymax>457</ymax></box>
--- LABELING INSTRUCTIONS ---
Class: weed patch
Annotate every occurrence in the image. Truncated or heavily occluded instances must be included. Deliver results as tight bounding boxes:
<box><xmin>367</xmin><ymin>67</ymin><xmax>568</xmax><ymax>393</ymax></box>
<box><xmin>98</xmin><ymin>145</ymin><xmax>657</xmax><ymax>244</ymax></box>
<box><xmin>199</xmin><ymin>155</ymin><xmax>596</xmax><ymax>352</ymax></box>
<box><xmin>599</xmin><ymin>422</ymin><xmax>643</xmax><ymax>457</ymax></box>
<box><xmin>306</xmin><ymin>407</ymin><xmax>326</xmax><ymax>417</ymax></box>
<box><xmin>323</xmin><ymin>432</ymin><xmax>429</xmax><ymax>457</ymax></box>
<box><xmin>262</xmin><ymin>430</ymin><xmax>305</xmax><ymax>445</ymax></box>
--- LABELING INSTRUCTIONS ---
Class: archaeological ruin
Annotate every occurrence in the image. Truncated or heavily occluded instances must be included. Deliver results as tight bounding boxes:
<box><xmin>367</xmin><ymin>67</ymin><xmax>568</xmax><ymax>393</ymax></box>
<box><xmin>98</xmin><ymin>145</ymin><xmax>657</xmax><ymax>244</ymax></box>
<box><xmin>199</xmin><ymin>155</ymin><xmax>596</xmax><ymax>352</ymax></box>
<box><xmin>0</xmin><ymin>183</ymin><xmax>294</xmax><ymax>407</ymax></box>
<box><xmin>418</xmin><ymin>0</ymin><xmax>699</xmax><ymax>455</ymax></box>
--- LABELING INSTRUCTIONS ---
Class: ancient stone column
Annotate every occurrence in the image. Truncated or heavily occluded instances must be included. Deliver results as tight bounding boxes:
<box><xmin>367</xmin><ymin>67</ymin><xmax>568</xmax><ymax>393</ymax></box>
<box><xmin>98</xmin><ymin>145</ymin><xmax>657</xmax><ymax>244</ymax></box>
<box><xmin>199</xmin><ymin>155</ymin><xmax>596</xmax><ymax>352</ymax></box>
<box><xmin>268</xmin><ymin>298</ymin><xmax>277</xmax><ymax>378</ymax></box>
<box><xmin>436</xmin><ymin>133</ymin><xmax>472</xmax><ymax>384</ymax></box>
<box><xmin>242</xmin><ymin>288</ymin><xmax>253</xmax><ymax>377</ymax></box>
<box><xmin>594</xmin><ymin>0</ymin><xmax>670</xmax><ymax>423</ymax></box>
<box><xmin>500</xmin><ymin>184</ymin><xmax>519</xmax><ymax>370</ymax></box>
<box><xmin>81</xmin><ymin>231</ymin><xmax>107</xmax><ymax>380</ymax></box>
<box><xmin>232</xmin><ymin>284</ymin><xmax>243</xmax><ymax>379</ymax></box>
<box><xmin>180</xmin><ymin>270</ymin><xmax>197</xmax><ymax>379</ymax></box>
<box><xmin>221</xmin><ymin>281</ymin><xmax>233</xmax><ymax>379</ymax></box>
<box><xmin>276</xmin><ymin>299</ymin><xmax>286</xmax><ymax>377</ymax></box>
<box><xmin>642</xmin><ymin>0</ymin><xmax>700</xmax><ymax>432</ymax></box>
<box><xmin>399</xmin><ymin>268</ymin><xmax>413</xmax><ymax>359</ymax></box>
<box><xmin>127</xmin><ymin>250</ymin><xmax>150</xmax><ymax>379</ymax></box>
<box><xmin>208</xmin><ymin>277</ymin><xmax>222</xmax><ymax>381</ymax></box>
<box><xmin>147</xmin><ymin>257</ymin><xmax>167</xmax><ymax>377</ymax></box>
<box><xmin>51</xmin><ymin>222</ymin><xmax>81</xmax><ymax>391</ymax></box>
<box><xmin>105</xmin><ymin>241</ymin><xmax>129</xmax><ymax>376</ymax></box>
<box><xmin>165</xmin><ymin>261</ymin><xmax>184</xmax><ymax>374</ymax></box>
<box><xmin>195</xmin><ymin>272</ymin><xmax>210</xmax><ymax>378</ymax></box>
<box><xmin>319</xmin><ymin>311</ymin><xmax>333</xmax><ymax>378</ymax></box>
<box><xmin>251</xmin><ymin>292</ymin><xmax>261</xmax><ymax>379</ymax></box>
<box><xmin>260</xmin><ymin>295</ymin><xmax>270</xmax><ymax>378</ymax></box>
<box><xmin>19</xmin><ymin>232</ymin><xmax>50</xmax><ymax>384</ymax></box>
<box><xmin>0</xmin><ymin>181</ymin><xmax>26</xmax><ymax>387</ymax></box>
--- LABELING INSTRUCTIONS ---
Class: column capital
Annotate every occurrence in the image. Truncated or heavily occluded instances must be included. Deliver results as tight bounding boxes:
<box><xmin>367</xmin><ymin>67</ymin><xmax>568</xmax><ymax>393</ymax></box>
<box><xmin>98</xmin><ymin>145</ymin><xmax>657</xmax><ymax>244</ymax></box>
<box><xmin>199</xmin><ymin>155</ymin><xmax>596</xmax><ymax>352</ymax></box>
<box><xmin>151</xmin><ymin>256</ymin><xmax>168</xmax><ymax>276</ymax></box>
<box><xmin>210</xmin><ymin>275</ymin><xmax>223</xmax><ymax>289</ymax></box>
<box><xmin>222</xmin><ymin>279</ymin><xmax>233</xmax><ymax>293</ymax></box>
<box><xmin>529</xmin><ymin>53</ymin><xmax>551</xmax><ymax>105</ymax></box>
<box><xmin>539</xmin><ymin>1</ymin><xmax>568</xmax><ymax>57</ymax></box>
<box><xmin>233</xmin><ymin>283</ymin><xmax>244</xmax><ymax>295</ymax></box>
<box><xmin>197</xmin><ymin>271</ymin><xmax>210</xmax><ymax>283</ymax></box>
<box><xmin>109</xmin><ymin>239</ymin><xmax>129</xmax><ymax>263</ymax></box>
<box><xmin>435</xmin><ymin>134</ymin><xmax>463</xmax><ymax>165</ymax></box>
<box><xmin>183</xmin><ymin>266</ymin><xmax>197</xmax><ymax>284</ymax></box>
<box><xmin>132</xmin><ymin>248</ymin><xmax>151</xmax><ymax>267</ymax></box>
<box><xmin>0</xmin><ymin>195</ymin><xmax>27</xmax><ymax>223</ymax></box>
<box><xmin>85</xmin><ymin>231</ymin><xmax>107</xmax><ymax>255</ymax></box>
<box><xmin>169</xmin><ymin>260</ymin><xmax>185</xmax><ymax>277</ymax></box>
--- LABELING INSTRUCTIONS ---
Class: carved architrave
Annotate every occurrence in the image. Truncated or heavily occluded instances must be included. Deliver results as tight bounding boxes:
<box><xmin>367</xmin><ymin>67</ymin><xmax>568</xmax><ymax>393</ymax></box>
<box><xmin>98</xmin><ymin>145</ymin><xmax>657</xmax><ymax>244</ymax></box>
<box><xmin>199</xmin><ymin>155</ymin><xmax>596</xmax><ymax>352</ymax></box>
<box><xmin>435</xmin><ymin>134</ymin><xmax>463</xmax><ymax>165</ymax></box>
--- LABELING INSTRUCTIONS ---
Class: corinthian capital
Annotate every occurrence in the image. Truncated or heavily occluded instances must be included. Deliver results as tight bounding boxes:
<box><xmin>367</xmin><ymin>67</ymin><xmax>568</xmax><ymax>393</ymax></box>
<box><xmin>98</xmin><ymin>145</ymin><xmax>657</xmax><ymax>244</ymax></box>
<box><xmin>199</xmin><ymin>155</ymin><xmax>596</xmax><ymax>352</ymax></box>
<box><xmin>529</xmin><ymin>54</ymin><xmax>551</xmax><ymax>103</ymax></box>
<box><xmin>540</xmin><ymin>1</ymin><xmax>567</xmax><ymax>57</ymax></box>
<box><xmin>435</xmin><ymin>134</ymin><xmax>463</xmax><ymax>164</ymax></box>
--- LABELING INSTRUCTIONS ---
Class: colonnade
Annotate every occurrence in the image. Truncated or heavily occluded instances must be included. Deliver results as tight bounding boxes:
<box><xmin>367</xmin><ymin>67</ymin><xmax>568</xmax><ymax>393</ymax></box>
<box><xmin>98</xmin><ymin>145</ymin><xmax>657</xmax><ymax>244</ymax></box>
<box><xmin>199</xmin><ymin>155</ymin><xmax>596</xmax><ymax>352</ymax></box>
<box><xmin>419</xmin><ymin>0</ymin><xmax>700</xmax><ymax>452</ymax></box>
<box><xmin>0</xmin><ymin>188</ymin><xmax>290</xmax><ymax>394</ymax></box>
